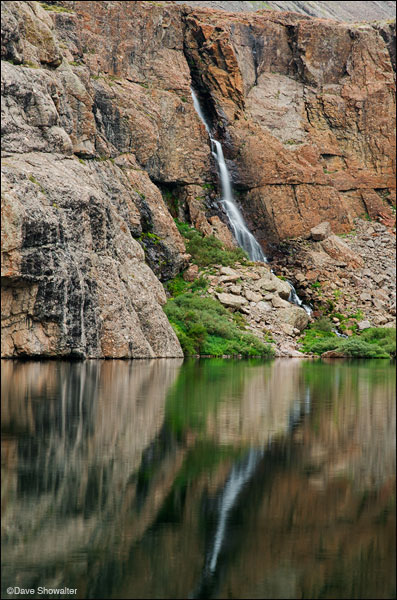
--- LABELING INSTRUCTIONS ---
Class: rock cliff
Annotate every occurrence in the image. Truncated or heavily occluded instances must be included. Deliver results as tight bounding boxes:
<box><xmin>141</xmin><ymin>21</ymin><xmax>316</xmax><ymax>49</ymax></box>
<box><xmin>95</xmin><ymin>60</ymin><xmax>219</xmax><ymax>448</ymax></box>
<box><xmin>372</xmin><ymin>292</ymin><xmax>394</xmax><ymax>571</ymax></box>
<box><xmin>1</xmin><ymin>1</ymin><xmax>395</xmax><ymax>357</ymax></box>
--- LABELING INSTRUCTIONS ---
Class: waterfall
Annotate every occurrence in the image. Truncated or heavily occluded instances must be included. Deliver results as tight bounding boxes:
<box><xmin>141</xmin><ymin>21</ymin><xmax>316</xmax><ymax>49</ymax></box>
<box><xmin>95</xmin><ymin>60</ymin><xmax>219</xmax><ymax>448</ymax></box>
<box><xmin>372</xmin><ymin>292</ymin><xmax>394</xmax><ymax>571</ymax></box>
<box><xmin>287</xmin><ymin>281</ymin><xmax>313</xmax><ymax>316</ymax></box>
<box><xmin>191</xmin><ymin>88</ymin><xmax>311</xmax><ymax>313</ymax></box>
<box><xmin>191</xmin><ymin>89</ymin><xmax>267</xmax><ymax>263</ymax></box>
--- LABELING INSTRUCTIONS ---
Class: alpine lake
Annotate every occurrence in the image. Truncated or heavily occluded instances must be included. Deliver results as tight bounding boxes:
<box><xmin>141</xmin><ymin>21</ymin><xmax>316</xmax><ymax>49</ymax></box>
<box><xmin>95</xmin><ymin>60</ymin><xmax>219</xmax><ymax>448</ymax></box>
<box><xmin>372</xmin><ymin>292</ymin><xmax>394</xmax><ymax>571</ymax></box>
<box><xmin>1</xmin><ymin>358</ymin><xmax>395</xmax><ymax>599</ymax></box>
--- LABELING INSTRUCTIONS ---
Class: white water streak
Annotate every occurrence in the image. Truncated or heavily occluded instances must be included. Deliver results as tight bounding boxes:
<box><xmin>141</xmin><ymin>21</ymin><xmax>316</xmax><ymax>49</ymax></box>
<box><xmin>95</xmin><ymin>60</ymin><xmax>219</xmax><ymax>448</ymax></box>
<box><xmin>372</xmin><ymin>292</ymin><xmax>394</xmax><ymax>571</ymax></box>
<box><xmin>191</xmin><ymin>89</ymin><xmax>267</xmax><ymax>263</ymax></box>
<box><xmin>207</xmin><ymin>449</ymin><xmax>262</xmax><ymax>573</ymax></box>
<box><xmin>191</xmin><ymin>88</ymin><xmax>313</xmax><ymax>310</ymax></box>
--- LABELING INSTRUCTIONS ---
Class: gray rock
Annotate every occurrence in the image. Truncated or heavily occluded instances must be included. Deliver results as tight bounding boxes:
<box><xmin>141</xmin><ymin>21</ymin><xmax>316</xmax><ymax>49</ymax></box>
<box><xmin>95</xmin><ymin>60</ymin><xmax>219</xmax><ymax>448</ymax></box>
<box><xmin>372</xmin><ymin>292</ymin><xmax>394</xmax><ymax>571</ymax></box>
<box><xmin>244</xmin><ymin>289</ymin><xmax>263</xmax><ymax>303</ymax></box>
<box><xmin>216</xmin><ymin>292</ymin><xmax>248</xmax><ymax>308</ymax></box>
<box><xmin>256</xmin><ymin>300</ymin><xmax>272</xmax><ymax>312</ymax></box>
<box><xmin>279</xmin><ymin>306</ymin><xmax>309</xmax><ymax>331</ymax></box>
<box><xmin>261</xmin><ymin>274</ymin><xmax>291</xmax><ymax>299</ymax></box>
<box><xmin>357</xmin><ymin>320</ymin><xmax>371</xmax><ymax>330</ymax></box>
<box><xmin>1</xmin><ymin>153</ymin><xmax>183</xmax><ymax>358</ymax></box>
<box><xmin>271</xmin><ymin>295</ymin><xmax>291</xmax><ymax>309</ymax></box>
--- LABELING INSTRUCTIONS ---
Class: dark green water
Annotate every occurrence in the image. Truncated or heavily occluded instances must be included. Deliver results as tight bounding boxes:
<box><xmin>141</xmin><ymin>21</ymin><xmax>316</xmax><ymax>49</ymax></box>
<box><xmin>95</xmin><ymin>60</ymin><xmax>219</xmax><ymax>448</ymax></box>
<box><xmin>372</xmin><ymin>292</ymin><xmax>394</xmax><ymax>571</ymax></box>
<box><xmin>1</xmin><ymin>358</ymin><xmax>396</xmax><ymax>599</ymax></box>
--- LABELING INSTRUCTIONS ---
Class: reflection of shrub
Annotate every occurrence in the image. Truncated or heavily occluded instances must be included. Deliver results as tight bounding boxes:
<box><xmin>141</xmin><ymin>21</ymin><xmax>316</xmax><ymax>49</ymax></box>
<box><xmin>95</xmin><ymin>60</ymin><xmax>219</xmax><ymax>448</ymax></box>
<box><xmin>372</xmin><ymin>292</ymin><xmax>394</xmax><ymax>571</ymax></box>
<box><xmin>175</xmin><ymin>220</ymin><xmax>247</xmax><ymax>267</ymax></box>
<box><xmin>164</xmin><ymin>290</ymin><xmax>273</xmax><ymax>357</ymax></box>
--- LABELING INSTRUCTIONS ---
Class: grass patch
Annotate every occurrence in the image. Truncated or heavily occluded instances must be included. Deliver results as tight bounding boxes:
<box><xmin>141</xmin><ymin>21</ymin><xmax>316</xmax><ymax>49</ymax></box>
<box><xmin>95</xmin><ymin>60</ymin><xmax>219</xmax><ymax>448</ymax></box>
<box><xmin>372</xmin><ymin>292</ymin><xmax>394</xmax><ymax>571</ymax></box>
<box><xmin>175</xmin><ymin>220</ymin><xmax>248</xmax><ymax>268</ymax></box>
<box><xmin>40</xmin><ymin>2</ymin><xmax>74</xmax><ymax>13</ymax></box>
<box><xmin>164</xmin><ymin>283</ymin><xmax>273</xmax><ymax>357</ymax></box>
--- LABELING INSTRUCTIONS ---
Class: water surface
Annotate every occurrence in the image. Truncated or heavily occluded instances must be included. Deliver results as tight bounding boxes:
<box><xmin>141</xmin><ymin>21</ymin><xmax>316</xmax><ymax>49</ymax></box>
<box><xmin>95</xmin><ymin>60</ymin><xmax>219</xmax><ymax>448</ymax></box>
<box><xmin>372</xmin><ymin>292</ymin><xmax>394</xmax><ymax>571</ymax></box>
<box><xmin>1</xmin><ymin>359</ymin><xmax>395</xmax><ymax>599</ymax></box>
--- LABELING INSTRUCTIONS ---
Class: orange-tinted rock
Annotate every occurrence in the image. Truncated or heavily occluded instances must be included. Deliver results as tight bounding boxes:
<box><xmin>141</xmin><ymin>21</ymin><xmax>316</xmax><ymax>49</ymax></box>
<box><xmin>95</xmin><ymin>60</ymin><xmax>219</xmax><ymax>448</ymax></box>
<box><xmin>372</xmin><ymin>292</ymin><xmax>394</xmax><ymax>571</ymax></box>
<box><xmin>183</xmin><ymin>6</ymin><xmax>395</xmax><ymax>247</ymax></box>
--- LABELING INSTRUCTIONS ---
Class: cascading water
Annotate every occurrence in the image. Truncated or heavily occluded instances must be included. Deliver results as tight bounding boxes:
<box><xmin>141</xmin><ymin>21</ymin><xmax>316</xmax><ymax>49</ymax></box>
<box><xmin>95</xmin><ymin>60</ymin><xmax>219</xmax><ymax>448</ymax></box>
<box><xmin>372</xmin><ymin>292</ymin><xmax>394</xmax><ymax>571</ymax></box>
<box><xmin>191</xmin><ymin>88</ymin><xmax>311</xmax><ymax>313</ymax></box>
<box><xmin>191</xmin><ymin>89</ymin><xmax>267</xmax><ymax>263</ymax></box>
<box><xmin>287</xmin><ymin>281</ymin><xmax>313</xmax><ymax>316</ymax></box>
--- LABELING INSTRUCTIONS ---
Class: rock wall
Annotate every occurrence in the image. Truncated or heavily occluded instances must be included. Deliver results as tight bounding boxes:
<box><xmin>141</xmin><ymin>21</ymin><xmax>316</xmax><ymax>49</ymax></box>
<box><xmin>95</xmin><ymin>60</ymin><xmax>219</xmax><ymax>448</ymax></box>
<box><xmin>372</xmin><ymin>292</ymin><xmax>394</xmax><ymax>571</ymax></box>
<box><xmin>1</xmin><ymin>1</ymin><xmax>395</xmax><ymax>357</ymax></box>
<box><xmin>175</xmin><ymin>1</ymin><xmax>397</xmax><ymax>23</ymax></box>
<box><xmin>183</xmin><ymin>6</ymin><xmax>396</xmax><ymax>251</ymax></box>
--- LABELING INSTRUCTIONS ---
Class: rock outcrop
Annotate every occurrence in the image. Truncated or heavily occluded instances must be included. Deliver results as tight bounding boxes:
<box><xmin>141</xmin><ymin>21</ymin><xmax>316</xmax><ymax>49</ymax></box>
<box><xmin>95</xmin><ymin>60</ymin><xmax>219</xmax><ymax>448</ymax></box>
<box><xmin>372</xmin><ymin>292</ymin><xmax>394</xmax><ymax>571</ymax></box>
<box><xmin>1</xmin><ymin>1</ymin><xmax>395</xmax><ymax>357</ymax></box>
<box><xmin>205</xmin><ymin>263</ymin><xmax>309</xmax><ymax>355</ymax></box>
<box><xmin>183</xmin><ymin>6</ymin><xmax>395</xmax><ymax>251</ymax></box>
<box><xmin>175</xmin><ymin>1</ymin><xmax>397</xmax><ymax>23</ymax></box>
<box><xmin>273</xmin><ymin>218</ymin><xmax>396</xmax><ymax>328</ymax></box>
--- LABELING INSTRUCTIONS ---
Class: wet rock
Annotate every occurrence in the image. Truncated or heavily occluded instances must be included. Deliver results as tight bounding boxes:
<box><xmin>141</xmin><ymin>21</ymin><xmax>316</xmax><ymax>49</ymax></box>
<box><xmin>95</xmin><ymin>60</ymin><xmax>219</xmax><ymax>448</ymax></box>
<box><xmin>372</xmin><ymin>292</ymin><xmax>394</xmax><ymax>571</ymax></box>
<box><xmin>1</xmin><ymin>155</ymin><xmax>183</xmax><ymax>358</ymax></box>
<box><xmin>321</xmin><ymin>350</ymin><xmax>346</xmax><ymax>358</ymax></box>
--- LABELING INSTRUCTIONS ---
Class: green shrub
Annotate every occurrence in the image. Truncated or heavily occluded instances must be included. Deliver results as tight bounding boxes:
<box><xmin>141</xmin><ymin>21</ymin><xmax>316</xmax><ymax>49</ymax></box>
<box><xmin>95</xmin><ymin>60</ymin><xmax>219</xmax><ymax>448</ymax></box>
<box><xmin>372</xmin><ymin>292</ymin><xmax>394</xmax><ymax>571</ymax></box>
<box><xmin>165</xmin><ymin>275</ymin><xmax>189</xmax><ymax>297</ymax></box>
<box><xmin>361</xmin><ymin>327</ymin><xmax>396</xmax><ymax>357</ymax></box>
<box><xmin>164</xmin><ymin>290</ymin><xmax>273</xmax><ymax>357</ymax></box>
<box><xmin>175</xmin><ymin>220</ymin><xmax>247</xmax><ymax>267</ymax></box>
<box><xmin>304</xmin><ymin>337</ymin><xmax>340</xmax><ymax>355</ymax></box>
<box><xmin>313</xmin><ymin>316</ymin><xmax>333</xmax><ymax>332</ymax></box>
<box><xmin>337</xmin><ymin>338</ymin><xmax>389</xmax><ymax>358</ymax></box>
<box><xmin>299</xmin><ymin>326</ymin><xmax>394</xmax><ymax>358</ymax></box>
<box><xmin>40</xmin><ymin>2</ymin><xmax>74</xmax><ymax>12</ymax></box>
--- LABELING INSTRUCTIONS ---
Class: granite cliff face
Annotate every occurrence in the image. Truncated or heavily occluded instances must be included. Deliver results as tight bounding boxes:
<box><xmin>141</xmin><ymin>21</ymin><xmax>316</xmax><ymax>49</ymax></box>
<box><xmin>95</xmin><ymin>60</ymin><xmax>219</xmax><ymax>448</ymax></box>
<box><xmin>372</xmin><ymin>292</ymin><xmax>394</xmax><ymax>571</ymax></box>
<box><xmin>1</xmin><ymin>1</ymin><xmax>395</xmax><ymax>357</ymax></box>
<box><xmin>184</xmin><ymin>6</ymin><xmax>396</xmax><ymax>250</ymax></box>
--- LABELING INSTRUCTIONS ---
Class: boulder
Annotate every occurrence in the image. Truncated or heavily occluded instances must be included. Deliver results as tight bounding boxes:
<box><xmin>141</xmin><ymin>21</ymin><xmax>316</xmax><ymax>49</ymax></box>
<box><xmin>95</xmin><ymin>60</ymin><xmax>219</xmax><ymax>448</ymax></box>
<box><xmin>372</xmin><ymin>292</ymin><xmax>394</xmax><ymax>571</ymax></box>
<box><xmin>321</xmin><ymin>236</ymin><xmax>363</xmax><ymax>268</ymax></box>
<box><xmin>261</xmin><ymin>274</ymin><xmax>291</xmax><ymax>299</ymax></box>
<box><xmin>244</xmin><ymin>290</ymin><xmax>263</xmax><ymax>303</ymax></box>
<box><xmin>311</xmin><ymin>221</ymin><xmax>332</xmax><ymax>241</ymax></box>
<box><xmin>321</xmin><ymin>350</ymin><xmax>346</xmax><ymax>358</ymax></box>
<box><xmin>279</xmin><ymin>306</ymin><xmax>310</xmax><ymax>331</ymax></box>
<box><xmin>256</xmin><ymin>301</ymin><xmax>272</xmax><ymax>312</ymax></box>
<box><xmin>271</xmin><ymin>296</ymin><xmax>291</xmax><ymax>309</ymax></box>
<box><xmin>183</xmin><ymin>264</ymin><xmax>199</xmax><ymax>282</ymax></box>
<box><xmin>357</xmin><ymin>320</ymin><xmax>371</xmax><ymax>331</ymax></box>
<box><xmin>216</xmin><ymin>292</ymin><xmax>248</xmax><ymax>309</ymax></box>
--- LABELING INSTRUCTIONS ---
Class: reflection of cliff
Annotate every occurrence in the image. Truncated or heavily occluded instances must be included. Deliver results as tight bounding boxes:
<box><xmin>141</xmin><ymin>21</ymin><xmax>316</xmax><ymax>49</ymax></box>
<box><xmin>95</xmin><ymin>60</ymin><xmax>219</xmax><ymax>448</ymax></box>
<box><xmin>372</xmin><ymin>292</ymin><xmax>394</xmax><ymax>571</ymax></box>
<box><xmin>1</xmin><ymin>359</ymin><xmax>183</xmax><ymax>591</ymax></box>
<box><xmin>117</xmin><ymin>361</ymin><xmax>396</xmax><ymax>600</ymax></box>
<box><xmin>297</xmin><ymin>361</ymin><xmax>396</xmax><ymax>490</ymax></box>
<box><xmin>206</xmin><ymin>359</ymin><xmax>305</xmax><ymax>446</ymax></box>
<box><xmin>1</xmin><ymin>359</ymin><xmax>395</xmax><ymax>599</ymax></box>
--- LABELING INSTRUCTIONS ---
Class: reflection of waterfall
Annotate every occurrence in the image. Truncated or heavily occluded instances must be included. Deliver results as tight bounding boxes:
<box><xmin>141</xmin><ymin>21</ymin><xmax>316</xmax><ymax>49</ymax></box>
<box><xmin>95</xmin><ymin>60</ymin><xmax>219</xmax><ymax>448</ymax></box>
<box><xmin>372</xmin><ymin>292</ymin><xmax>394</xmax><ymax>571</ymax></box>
<box><xmin>191</xmin><ymin>448</ymin><xmax>263</xmax><ymax>599</ymax></box>
<box><xmin>191</xmin><ymin>89</ymin><xmax>267</xmax><ymax>263</ymax></box>
<box><xmin>207</xmin><ymin>449</ymin><xmax>263</xmax><ymax>573</ymax></box>
<box><xmin>191</xmin><ymin>88</ymin><xmax>310</xmax><ymax>309</ymax></box>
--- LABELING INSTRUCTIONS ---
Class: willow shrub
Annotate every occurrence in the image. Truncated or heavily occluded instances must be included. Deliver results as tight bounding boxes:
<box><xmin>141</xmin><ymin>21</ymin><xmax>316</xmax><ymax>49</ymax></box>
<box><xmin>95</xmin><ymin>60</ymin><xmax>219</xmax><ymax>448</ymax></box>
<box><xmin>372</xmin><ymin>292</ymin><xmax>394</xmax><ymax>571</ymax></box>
<box><xmin>175</xmin><ymin>220</ymin><xmax>248</xmax><ymax>267</ymax></box>
<box><xmin>164</xmin><ymin>289</ymin><xmax>273</xmax><ymax>357</ymax></box>
<box><xmin>300</xmin><ymin>323</ymin><xmax>394</xmax><ymax>358</ymax></box>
